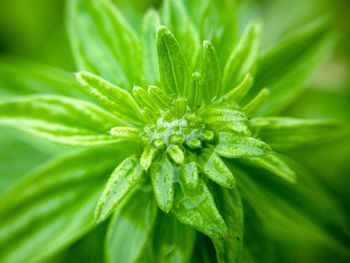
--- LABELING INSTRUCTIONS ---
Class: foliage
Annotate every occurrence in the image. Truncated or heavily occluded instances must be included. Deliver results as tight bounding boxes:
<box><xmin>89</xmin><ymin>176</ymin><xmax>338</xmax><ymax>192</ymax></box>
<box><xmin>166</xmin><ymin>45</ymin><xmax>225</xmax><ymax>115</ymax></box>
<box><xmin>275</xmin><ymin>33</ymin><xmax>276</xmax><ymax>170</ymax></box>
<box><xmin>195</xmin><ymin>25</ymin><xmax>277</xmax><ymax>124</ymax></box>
<box><xmin>0</xmin><ymin>0</ymin><xmax>349</xmax><ymax>262</ymax></box>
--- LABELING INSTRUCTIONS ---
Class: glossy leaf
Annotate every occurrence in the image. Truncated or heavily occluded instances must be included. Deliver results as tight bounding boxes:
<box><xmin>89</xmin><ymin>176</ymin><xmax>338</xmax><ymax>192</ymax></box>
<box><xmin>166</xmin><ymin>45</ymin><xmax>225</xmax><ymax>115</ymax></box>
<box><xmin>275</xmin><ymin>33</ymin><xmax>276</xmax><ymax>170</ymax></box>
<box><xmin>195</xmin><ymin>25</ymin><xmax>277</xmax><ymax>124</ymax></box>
<box><xmin>142</xmin><ymin>9</ymin><xmax>161</xmax><ymax>84</ymax></box>
<box><xmin>216</xmin><ymin>132</ymin><xmax>271</xmax><ymax>158</ymax></box>
<box><xmin>77</xmin><ymin>71</ymin><xmax>144</xmax><ymax>125</ymax></box>
<box><xmin>95</xmin><ymin>155</ymin><xmax>144</xmax><ymax>222</ymax></box>
<box><xmin>0</xmin><ymin>147</ymin><xmax>127</xmax><ymax>263</ymax></box>
<box><xmin>150</xmin><ymin>155</ymin><xmax>175</xmax><ymax>213</ymax></box>
<box><xmin>153</xmin><ymin>213</ymin><xmax>196</xmax><ymax>263</ymax></box>
<box><xmin>148</xmin><ymin>85</ymin><xmax>172</xmax><ymax>109</ymax></box>
<box><xmin>201</xmin><ymin>108</ymin><xmax>249</xmax><ymax>134</ymax></box>
<box><xmin>250</xmin><ymin>117</ymin><xmax>345</xmax><ymax>150</ymax></box>
<box><xmin>0</xmin><ymin>95</ymin><xmax>120</xmax><ymax>146</ymax></box>
<box><xmin>200</xmin><ymin>151</ymin><xmax>236</xmax><ymax>189</ymax></box>
<box><xmin>105</xmin><ymin>185</ymin><xmax>157</xmax><ymax>263</ymax></box>
<box><xmin>157</xmin><ymin>26</ymin><xmax>190</xmax><ymax>96</ymax></box>
<box><xmin>181</xmin><ymin>162</ymin><xmax>199</xmax><ymax>190</ymax></box>
<box><xmin>172</xmin><ymin>176</ymin><xmax>228</xmax><ymax>240</ymax></box>
<box><xmin>67</xmin><ymin>0</ymin><xmax>142</xmax><ymax>89</ymax></box>
<box><xmin>201</xmin><ymin>41</ymin><xmax>222</xmax><ymax>103</ymax></box>
<box><xmin>188</xmin><ymin>72</ymin><xmax>202</xmax><ymax>109</ymax></box>
<box><xmin>161</xmin><ymin>0</ymin><xmax>201</xmax><ymax>69</ymax></box>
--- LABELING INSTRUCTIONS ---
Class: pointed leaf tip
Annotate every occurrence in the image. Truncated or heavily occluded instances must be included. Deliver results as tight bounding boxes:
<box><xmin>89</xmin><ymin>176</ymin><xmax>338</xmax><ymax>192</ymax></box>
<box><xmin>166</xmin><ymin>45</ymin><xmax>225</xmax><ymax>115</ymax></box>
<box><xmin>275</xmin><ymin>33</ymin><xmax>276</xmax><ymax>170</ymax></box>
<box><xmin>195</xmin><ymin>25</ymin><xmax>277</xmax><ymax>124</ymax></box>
<box><xmin>150</xmin><ymin>156</ymin><xmax>175</xmax><ymax>213</ymax></box>
<box><xmin>95</xmin><ymin>155</ymin><xmax>143</xmax><ymax>222</ymax></box>
<box><xmin>157</xmin><ymin>25</ymin><xmax>189</xmax><ymax>96</ymax></box>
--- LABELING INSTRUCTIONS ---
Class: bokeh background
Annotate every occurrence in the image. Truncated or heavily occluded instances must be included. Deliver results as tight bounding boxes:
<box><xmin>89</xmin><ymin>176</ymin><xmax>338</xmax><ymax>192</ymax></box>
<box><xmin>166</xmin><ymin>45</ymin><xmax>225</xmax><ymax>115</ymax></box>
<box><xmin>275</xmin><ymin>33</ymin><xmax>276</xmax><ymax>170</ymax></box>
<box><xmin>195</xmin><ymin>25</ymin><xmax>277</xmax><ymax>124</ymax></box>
<box><xmin>0</xmin><ymin>0</ymin><xmax>349</xmax><ymax>262</ymax></box>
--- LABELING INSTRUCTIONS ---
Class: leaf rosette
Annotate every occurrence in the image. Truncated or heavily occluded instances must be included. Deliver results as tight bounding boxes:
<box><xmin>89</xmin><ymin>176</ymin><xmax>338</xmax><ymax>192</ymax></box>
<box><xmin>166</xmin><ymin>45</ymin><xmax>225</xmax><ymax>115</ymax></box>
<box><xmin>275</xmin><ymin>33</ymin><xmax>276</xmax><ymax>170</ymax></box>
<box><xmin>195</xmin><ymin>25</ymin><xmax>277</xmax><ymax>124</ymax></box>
<box><xmin>0</xmin><ymin>0</ymin><xmax>347</xmax><ymax>262</ymax></box>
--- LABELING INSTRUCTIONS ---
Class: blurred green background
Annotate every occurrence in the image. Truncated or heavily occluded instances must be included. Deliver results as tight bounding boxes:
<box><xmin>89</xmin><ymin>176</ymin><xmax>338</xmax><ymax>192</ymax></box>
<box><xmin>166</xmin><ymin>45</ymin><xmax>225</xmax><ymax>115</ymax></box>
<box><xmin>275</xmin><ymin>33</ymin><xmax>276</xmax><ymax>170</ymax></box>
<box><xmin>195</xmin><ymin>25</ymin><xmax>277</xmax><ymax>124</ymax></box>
<box><xmin>0</xmin><ymin>0</ymin><xmax>349</xmax><ymax>262</ymax></box>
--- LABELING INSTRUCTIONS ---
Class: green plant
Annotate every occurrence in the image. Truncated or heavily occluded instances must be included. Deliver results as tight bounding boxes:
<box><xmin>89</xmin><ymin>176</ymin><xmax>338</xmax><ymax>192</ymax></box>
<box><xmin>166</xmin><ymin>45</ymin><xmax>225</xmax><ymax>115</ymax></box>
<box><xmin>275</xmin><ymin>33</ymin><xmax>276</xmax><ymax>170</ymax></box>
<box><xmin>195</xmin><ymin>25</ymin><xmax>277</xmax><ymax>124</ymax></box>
<box><xmin>0</xmin><ymin>0</ymin><xmax>349</xmax><ymax>262</ymax></box>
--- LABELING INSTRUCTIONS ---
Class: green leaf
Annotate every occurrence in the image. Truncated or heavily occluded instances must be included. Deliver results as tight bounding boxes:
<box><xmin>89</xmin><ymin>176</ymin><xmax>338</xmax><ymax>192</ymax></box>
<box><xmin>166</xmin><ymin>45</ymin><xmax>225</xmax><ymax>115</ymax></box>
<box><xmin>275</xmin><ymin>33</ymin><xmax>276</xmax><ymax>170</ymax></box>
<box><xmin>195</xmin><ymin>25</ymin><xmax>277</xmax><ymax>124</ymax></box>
<box><xmin>223</xmin><ymin>23</ymin><xmax>260</xmax><ymax>93</ymax></box>
<box><xmin>132</xmin><ymin>86</ymin><xmax>159</xmax><ymax>113</ymax></box>
<box><xmin>201</xmin><ymin>108</ymin><xmax>249</xmax><ymax>134</ymax></box>
<box><xmin>184</xmin><ymin>0</ymin><xmax>237</xmax><ymax>66</ymax></box>
<box><xmin>77</xmin><ymin>71</ymin><xmax>144</xmax><ymax>125</ymax></box>
<box><xmin>153</xmin><ymin>213</ymin><xmax>196</xmax><ymax>263</ymax></box>
<box><xmin>236</xmin><ymin>169</ymin><xmax>350</xmax><ymax>258</ymax></box>
<box><xmin>161</xmin><ymin>0</ymin><xmax>201</xmax><ymax>69</ymax></box>
<box><xmin>242</xmin><ymin>88</ymin><xmax>270</xmax><ymax>115</ymax></box>
<box><xmin>0</xmin><ymin>147</ymin><xmax>127</xmax><ymax>263</ymax></box>
<box><xmin>105</xmin><ymin>185</ymin><xmax>157</xmax><ymax>263</ymax></box>
<box><xmin>150</xmin><ymin>155</ymin><xmax>175</xmax><ymax>213</ymax></box>
<box><xmin>242</xmin><ymin>153</ymin><xmax>297</xmax><ymax>183</ymax></box>
<box><xmin>157</xmin><ymin>26</ymin><xmax>190</xmax><ymax>96</ymax></box>
<box><xmin>211</xmin><ymin>185</ymin><xmax>244</xmax><ymax>263</ymax></box>
<box><xmin>172</xmin><ymin>176</ymin><xmax>227</xmax><ymax>240</ymax></box>
<box><xmin>250</xmin><ymin>117</ymin><xmax>345</xmax><ymax>150</ymax></box>
<box><xmin>188</xmin><ymin>72</ymin><xmax>202</xmax><ymax>109</ymax></box>
<box><xmin>216</xmin><ymin>132</ymin><xmax>271</xmax><ymax>158</ymax></box>
<box><xmin>201</xmin><ymin>41</ymin><xmax>222</xmax><ymax>103</ymax></box>
<box><xmin>67</xmin><ymin>0</ymin><xmax>142</xmax><ymax>89</ymax></box>
<box><xmin>0</xmin><ymin>57</ymin><xmax>89</xmax><ymax>99</ymax></box>
<box><xmin>180</xmin><ymin>162</ymin><xmax>199</xmax><ymax>190</ymax></box>
<box><xmin>95</xmin><ymin>155</ymin><xmax>144</xmax><ymax>222</ymax></box>
<box><xmin>142</xmin><ymin>9</ymin><xmax>161</xmax><ymax>84</ymax></box>
<box><xmin>251</xmin><ymin>18</ymin><xmax>332</xmax><ymax>115</ymax></box>
<box><xmin>199</xmin><ymin>151</ymin><xmax>236</xmax><ymax>189</ymax></box>
<box><xmin>223</xmin><ymin>73</ymin><xmax>253</xmax><ymax>103</ymax></box>
<box><xmin>0</xmin><ymin>127</ymin><xmax>57</xmax><ymax>195</ymax></box>
<box><xmin>148</xmin><ymin>85</ymin><xmax>172</xmax><ymax>110</ymax></box>
<box><xmin>0</xmin><ymin>95</ymin><xmax>120</xmax><ymax>146</ymax></box>
<box><xmin>109</xmin><ymin>126</ymin><xmax>141</xmax><ymax>141</ymax></box>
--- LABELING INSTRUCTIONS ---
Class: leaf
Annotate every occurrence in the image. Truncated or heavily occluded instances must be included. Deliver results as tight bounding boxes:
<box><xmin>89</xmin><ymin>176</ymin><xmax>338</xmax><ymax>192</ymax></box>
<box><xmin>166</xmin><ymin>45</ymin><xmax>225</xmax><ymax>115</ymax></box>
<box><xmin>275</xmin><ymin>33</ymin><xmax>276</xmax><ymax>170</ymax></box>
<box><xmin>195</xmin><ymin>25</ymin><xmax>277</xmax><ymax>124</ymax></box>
<box><xmin>153</xmin><ymin>213</ymin><xmax>196</xmax><ymax>263</ymax></box>
<box><xmin>188</xmin><ymin>72</ymin><xmax>202</xmax><ymax>109</ymax></box>
<box><xmin>109</xmin><ymin>126</ymin><xmax>141</xmax><ymax>142</ymax></box>
<box><xmin>250</xmin><ymin>117</ymin><xmax>346</xmax><ymax>150</ymax></box>
<box><xmin>223</xmin><ymin>73</ymin><xmax>253</xmax><ymax>103</ymax></box>
<box><xmin>199</xmin><ymin>151</ymin><xmax>236</xmax><ymax>189</ymax></box>
<box><xmin>67</xmin><ymin>0</ymin><xmax>142</xmax><ymax>89</ymax></box>
<box><xmin>201</xmin><ymin>108</ymin><xmax>249</xmax><ymax>134</ymax></box>
<box><xmin>236</xmin><ymin>168</ymin><xmax>350</xmax><ymax>258</ymax></box>
<box><xmin>216</xmin><ymin>132</ymin><xmax>271</xmax><ymax>158</ymax></box>
<box><xmin>77</xmin><ymin>71</ymin><xmax>144</xmax><ymax>125</ymax></box>
<box><xmin>95</xmin><ymin>155</ymin><xmax>144</xmax><ymax>222</ymax></box>
<box><xmin>180</xmin><ymin>162</ymin><xmax>199</xmax><ymax>190</ymax></box>
<box><xmin>132</xmin><ymin>86</ymin><xmax>158</xmax><ymax>113</ymax></box>
<box><xmin>172</xmin><ymin>176</ymin><xmax>228</xmax><ymax>240</ymax></box>
<box><xmin>0</xmin><ymin>127</ymin><xmax>56</xmax><ymax>195</ymax></box>
<box><xmin>242</xmin><ymin>153</ymin><xmax>297</xmax><ymax>183</ymax></box>
<box><xmin>242</xmin><ymin>88</ymin><xmax>270</xmax><ymax>115</ymax></box>
<box><xmin>211</xmin><ymin>185</ymin><xmax>244</xmax><ymax>263</ymax></box>
<box><xmin>0</xmin><ymin>95</ymin><xmax>121</xmax><ymax>146</ymax></box>
<box><xmin>105</xmin><ymin>185</ymin><xmax>158</xmax><ymax>263</ymax></box>
<box><xmin>0</xmin><ymin>57</ymin><xmax>89</xmax><ymax>99</ymax></box>
<box><xmin>142</xmin><ymin>9</ymin><xmax>161</xmax><ymax>84</ymax></box>
<box><xmin>184</xmin><ymin>0</ymin><xmax>237</xmax><ymax>66</ymax></box>
<box><xmin>161</xmin><ymin>0</ymin><xmax>201</xmax><ymax>69</ymax></box>
<box><xmin>148</xmin><ymin>85</ymin><xmax>172</xmax><ymax>109</ymax></box>
<box><xmin>150</xmin><ymin>155</ymin><xmax>175</xmax><ymax>213</ymax></box>
<box><xmin>157</xmin><ymin>26</ymin><xmax>190</xmax><ymax>96</ymax></box>
<box><xmin>223</xmin><ymin>23</ymin><xmax>260</xmax><ymax>93</ymax></box>
<box><xmin>251</xmin><ymin>18</ymin><xmax>332</xmax><ymax>115</ymax></box>
<box><xmin>0</xmin><ymin>147</ymin><xmax>128</xmax><ymax>263</ymax></box>
<box><xmin>201</xmin><ymin>41</ymin><xmax>222</xmax><ymax>103</ymax></box>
